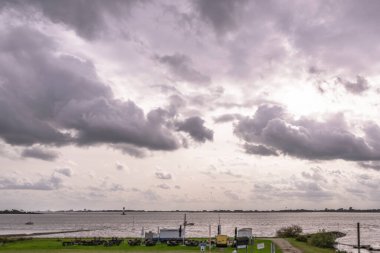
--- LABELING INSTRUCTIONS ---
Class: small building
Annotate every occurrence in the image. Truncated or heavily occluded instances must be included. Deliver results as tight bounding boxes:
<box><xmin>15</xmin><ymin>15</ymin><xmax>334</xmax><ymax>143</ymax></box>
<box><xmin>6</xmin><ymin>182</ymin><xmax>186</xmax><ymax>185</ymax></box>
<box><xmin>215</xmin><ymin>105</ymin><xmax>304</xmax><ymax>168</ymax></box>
<box><xmin>237</xmin><ymin>228</ymin><xmax>252</xmax><ymax>238</ymax></box>
<box><xmin>145</xmin><ymin>231</ymin><xmax>159</xmax><ymax>241</ymax></box>
<box><xmin>159</xmin><ymin>228</ymin><xmax>181</xmax><ymax>242</ymax></box>
<box><xmin>235</xmin><ymin>228</ymin><xmax>252</xmax><ymax>246</ymax></box>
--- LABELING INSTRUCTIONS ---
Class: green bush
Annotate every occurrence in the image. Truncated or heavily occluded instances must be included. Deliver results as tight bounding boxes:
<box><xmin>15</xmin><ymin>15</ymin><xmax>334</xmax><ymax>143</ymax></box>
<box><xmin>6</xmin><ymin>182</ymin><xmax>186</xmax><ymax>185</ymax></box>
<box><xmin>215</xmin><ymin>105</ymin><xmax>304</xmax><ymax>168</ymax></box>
<box><xmin>295</xmin><ymin>234</ymin><xmax>308</xmax><ymax>242</ymax></box>
<box><xmin>276</xmin><ymin>225</ymin><xmax>303</xmax><ymax>238</ymax></box>
<box><xmin>309</xmin><ymin>231</ymin><xmax>335</xmax><ymax>248</ymax></box>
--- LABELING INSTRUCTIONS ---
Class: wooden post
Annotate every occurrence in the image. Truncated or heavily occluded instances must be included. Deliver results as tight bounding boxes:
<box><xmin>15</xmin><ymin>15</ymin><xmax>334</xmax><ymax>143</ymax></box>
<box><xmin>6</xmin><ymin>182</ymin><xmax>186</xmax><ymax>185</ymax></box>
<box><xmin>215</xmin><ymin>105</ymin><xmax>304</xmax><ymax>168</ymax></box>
<box><xmin>357</xmin><ymin>222</ymin><xmax>360</xmax><ymax>253</ymax></box>
<box><xmin>209</xmin><ymin>224</ymin><xmax>211</xmax><ymax>252</ymax></box>
<box><xmin>235</xmin><ymin>227</ymin><xmax>238</xmax><ymax>251</ymax></box>
<box><xmin>250</xmin><ymin>236</ymin><xmax>254</xmax><ymax>253</ymax></box>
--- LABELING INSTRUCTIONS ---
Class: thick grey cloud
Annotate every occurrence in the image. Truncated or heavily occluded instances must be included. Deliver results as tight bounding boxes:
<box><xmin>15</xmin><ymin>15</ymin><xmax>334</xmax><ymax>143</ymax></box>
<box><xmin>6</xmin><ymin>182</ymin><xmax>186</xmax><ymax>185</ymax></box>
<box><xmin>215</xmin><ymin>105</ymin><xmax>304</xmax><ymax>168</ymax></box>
<box><xmin>214</xmin><ymin>113</ymin><xmax>242</xmax><ymax>123</ymax></box>
<box><xmin>176</xmin><ymin>116</ymin><xmax>213</xmax><ymax>143</ymax></box>
<box><xmin>57</xmin><ymin>100</ymin><xmax>180</xmax><ymax>150</ymax></box>
<box><xmin>155</xmin><ymin>172</ymin><xmax>172</xmax><ymax>180</ymax></box>
<box><xmin>193</xmin><ymin>0</ymin><xmax>248</xmax><ymax>35</ymax></box>
<box><xmin>0</xmin><ymin>0</ymin><xmax>139</xmax><ymax>40</ymax></box>
<box><xmin>112</xmin><ymin>144</ymin><xmax>148</xmax><ymax>158</ymax></box>
<box><xmin>55</xmin><ymin>168</ymin><xmax>73</xmax><ymax>177</ymax></box>
<box><xmin>0</xmin><ymin>26</ymin><xmax>213</xmax><ymax>155</ymax></box>
<box><xmin>235</xmin><ymin>104</ymin><xmax>380</xmax><ymax>161</ymax></box>
<box><xmin>0</xmin><ymin>26</ymin><xmax>107</xmax><ymax>146</ymax></box>
<box><xmin>336</xmin><ymin>76</ymin><xmax>369</xmax><ymax>94</ymax></box>
<box><xmin>0</xmin><ymin>174</ymin><xmax>63</xmax><ymax>190</ymax></box>
<box><xmin>156</xmin><ymin>53</ymin><xmax>211</xmax><ymax>85</ymax></box>
<box><xmin>192</xmin><ymin>0</ymin><xmax>380</xmax><ymax>77</ymax></box>
<box><xmin>243</xmin><ymin>143</ymin><xmax>278</xmax><ymax>156</ymax></box>
<box><xmin>21</xmin><ymin>147</ymin><xmax>59</xmax><ymax>161</ymax></box>
<box><xmin>357</xmin><ymin>161</ymin><xmax>380</xmax><ymax>171</ymax></box>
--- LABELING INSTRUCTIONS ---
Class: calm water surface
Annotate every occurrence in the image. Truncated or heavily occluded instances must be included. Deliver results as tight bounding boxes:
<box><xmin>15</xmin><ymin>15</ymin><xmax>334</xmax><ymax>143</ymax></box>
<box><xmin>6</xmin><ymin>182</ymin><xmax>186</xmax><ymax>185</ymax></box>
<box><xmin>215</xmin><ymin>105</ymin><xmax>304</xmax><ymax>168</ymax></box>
<box><xmin>0</xmin><ymin>212</ymin><xmax>379</xmax><ymax>251</ymax></box>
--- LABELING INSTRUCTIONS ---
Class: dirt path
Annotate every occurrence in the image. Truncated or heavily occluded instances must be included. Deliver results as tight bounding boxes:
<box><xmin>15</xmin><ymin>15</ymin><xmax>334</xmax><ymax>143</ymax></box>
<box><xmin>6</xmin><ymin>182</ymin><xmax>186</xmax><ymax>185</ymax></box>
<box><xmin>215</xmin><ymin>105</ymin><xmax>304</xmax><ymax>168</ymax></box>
<box><xmin>271</xmin><ymin>238</ymin><xmax>302</xmax><ymax>253</ymax></box>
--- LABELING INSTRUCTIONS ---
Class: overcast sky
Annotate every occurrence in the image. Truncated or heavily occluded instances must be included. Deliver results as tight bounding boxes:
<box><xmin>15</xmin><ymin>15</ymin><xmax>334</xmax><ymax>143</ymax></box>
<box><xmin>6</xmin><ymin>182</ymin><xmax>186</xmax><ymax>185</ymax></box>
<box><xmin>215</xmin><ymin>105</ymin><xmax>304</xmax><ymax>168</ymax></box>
<box><xmin>1</xmin><ymin>0</ymin><xmax>380</xmax><ymax>211</ymax></box>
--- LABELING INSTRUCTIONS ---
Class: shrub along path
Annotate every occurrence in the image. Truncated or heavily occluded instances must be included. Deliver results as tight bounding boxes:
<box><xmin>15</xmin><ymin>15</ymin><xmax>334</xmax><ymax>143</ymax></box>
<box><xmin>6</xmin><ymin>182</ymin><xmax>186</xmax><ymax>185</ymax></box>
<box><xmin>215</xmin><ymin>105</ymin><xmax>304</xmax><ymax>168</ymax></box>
<box><xmin>271</xmin><ymin>239</ymin><xmax>302</xmax><ymax>253</ymax></box>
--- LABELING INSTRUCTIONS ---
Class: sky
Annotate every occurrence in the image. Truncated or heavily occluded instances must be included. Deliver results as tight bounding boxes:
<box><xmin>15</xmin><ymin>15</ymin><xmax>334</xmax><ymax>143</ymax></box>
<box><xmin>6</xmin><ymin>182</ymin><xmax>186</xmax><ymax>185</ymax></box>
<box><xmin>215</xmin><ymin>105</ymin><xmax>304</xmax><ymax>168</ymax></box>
<box><xmin>1</xmin><ymin>0</ymin><xmax>380</xmax><ymax>211</ymax></box>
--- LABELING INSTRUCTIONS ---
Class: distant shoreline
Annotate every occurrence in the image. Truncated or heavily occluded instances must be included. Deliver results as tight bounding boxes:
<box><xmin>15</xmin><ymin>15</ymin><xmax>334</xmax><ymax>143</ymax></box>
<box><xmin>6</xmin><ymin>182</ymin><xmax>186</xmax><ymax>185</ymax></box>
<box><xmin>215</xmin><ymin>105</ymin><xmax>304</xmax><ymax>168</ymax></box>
<box><xmin>2</xmin><ymin>208</ymin><xmax>380</xmax><ymax>214</ymax></box>
<box><xmin>0</xmin><ymin>229</ymin><xmax>92</xmax><ymax>238</ymax></box>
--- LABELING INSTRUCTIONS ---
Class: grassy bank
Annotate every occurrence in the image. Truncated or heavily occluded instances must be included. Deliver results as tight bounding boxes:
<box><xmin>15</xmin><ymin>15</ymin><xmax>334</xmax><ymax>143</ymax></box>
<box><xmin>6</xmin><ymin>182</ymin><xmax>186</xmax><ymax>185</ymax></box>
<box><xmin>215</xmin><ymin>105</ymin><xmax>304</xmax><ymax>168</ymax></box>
<box><xmin>0</xmin><ymin>238</ymin><xmax>281</xmax><ymax>253</ymax></box>
<box><xmin>286</xmin><ymin>238</ymin><xmax>335</xmax><ymax>253</ymax></box>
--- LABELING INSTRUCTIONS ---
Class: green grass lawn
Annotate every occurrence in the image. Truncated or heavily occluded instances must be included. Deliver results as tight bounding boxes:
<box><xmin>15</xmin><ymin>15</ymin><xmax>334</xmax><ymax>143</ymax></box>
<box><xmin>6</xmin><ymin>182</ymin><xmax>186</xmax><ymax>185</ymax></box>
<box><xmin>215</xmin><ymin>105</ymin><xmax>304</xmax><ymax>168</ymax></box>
<box><xmin>286</xmin><ymin>238</ymin><xmax>336</xmax><ymax>253</ymax></box>
<box><xmin>0</xmin><ymin>238</ymin><xmax>281</xmax><ymax>253</ymax></box>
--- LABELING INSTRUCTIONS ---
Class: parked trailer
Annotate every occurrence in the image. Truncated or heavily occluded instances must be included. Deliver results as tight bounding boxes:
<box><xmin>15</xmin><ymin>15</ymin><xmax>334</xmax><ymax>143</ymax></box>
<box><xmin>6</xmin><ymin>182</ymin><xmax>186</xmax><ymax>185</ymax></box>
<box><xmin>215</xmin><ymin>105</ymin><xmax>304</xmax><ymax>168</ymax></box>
<box><xmin>159</xmin><ymin>228</ymin><xmax>181</xmax><ymax>242</ymax></box>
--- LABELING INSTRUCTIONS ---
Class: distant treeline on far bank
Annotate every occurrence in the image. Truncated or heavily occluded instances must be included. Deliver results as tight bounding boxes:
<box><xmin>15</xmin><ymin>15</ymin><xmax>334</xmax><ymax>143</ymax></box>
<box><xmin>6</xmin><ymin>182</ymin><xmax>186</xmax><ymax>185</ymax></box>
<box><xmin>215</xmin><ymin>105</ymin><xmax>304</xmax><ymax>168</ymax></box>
<box><xmin>2</xmin><ymin>207</ymin><xmax>380</xmax><ymax>214</ymax></box>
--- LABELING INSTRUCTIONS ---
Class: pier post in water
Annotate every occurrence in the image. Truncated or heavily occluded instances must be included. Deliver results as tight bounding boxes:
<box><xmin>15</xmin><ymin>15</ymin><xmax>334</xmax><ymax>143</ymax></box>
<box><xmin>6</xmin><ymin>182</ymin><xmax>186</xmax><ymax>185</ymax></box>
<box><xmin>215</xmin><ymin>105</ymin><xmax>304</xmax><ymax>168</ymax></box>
<box><xmin>357</xmin><ymin>222</ymin><xmax>360</xmax><ymax>253</ymax></box>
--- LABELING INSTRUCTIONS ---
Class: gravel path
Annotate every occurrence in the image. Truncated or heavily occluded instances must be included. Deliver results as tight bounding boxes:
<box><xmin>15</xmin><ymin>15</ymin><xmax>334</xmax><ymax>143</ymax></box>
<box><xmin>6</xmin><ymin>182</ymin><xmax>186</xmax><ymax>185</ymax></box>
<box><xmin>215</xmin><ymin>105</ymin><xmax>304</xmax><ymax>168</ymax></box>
<box><xmin>271</xmin><ymin>238</ymin><xmax>303</xmax><ymax>253</ymax></box>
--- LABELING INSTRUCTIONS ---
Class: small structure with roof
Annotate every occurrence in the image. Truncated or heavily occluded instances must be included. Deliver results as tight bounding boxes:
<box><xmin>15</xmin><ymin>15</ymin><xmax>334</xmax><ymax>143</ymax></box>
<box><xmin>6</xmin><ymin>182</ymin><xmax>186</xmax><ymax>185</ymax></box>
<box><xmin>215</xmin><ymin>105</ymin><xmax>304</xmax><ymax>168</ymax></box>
<box><xmin>159</xmin><ymin>227</ymin><xmax>182</xmax><ymax>242</ymax></box>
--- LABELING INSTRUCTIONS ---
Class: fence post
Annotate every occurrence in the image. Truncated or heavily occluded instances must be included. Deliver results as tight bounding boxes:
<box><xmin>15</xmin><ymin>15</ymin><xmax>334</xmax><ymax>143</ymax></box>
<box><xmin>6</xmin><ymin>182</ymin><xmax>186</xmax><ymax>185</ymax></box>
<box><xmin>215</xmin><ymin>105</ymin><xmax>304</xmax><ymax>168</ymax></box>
<box><xmin>357</xmin><ymin>222</ymin><xmax>360</xmax><ymax>253</ymax></box>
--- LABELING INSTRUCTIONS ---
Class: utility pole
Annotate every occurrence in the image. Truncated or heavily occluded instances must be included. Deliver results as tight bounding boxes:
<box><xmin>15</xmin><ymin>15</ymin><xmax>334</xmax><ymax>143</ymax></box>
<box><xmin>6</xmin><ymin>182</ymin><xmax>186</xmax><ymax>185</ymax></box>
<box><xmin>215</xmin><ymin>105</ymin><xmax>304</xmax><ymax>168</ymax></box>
<box><xmin>183</xmin><ymin>214</ymin><xmax>186</xmax><ymax>245</ymax></box>
<box><xmin>357</xmin><ymin>222</ymin><xmax>360</xmax><ymax>253</ymax></box>
<box><xmin>217</xmin><ymin>214</ymin><xmax>221</xmax><ymax>235</ymax></box>
<box><xmin>235</xmin><ymin>227</ymin><xmax>238</xmax><ymax>252</ymax></box>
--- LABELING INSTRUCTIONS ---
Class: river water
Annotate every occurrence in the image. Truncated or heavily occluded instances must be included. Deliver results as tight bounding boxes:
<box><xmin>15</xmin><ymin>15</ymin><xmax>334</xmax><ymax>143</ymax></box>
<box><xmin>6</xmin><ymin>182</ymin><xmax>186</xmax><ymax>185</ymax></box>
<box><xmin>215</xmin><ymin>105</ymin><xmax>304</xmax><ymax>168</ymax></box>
<box><xmin>0</xmin><ymin>212</ymin><xmax>379</xmax><ymax>252</ymax></box>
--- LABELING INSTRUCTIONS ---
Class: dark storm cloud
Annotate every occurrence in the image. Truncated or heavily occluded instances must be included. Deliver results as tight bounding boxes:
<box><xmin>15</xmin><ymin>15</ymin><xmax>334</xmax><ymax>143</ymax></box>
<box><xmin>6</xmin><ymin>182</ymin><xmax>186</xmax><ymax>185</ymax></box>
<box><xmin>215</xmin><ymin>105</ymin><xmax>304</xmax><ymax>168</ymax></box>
<box><xmin>336</xmin><ymin>76</ymin><xmax>369</xmax><ymax>94</ymax></box>
<box><xmin>0</xmin><ymin>26</ymin><xmax>212</xmax><ymax>154</ymax></box>
<box><xmin>193</xmin><ymin>0</ymin><xmax>248</xmax><ymax>35</ymax></box>
<box><xmin>21</xmin><ymin>147</ymin><xmax>59</xmax><ymax>161</ymax></box>
<box><xmin>0</xmin><ymin>27</ymin><xmax>107</xmax><ymax>146</ymax></box>
<box><xmin>176</xmin><ymin>116</ymin><xmax>213</xmax><ymax>143</ymax></box>
<box><xmin>56</xmin><ymin>99</ymin><xmax>180</xmax><ymax>150</ymax></box>
<box><xmin>0</xmin><ymin>0</ymin><xmax>140</xmax><ymax>40</ymax></box>
<box><xmin>235</xmin><ymin>104</ymin><xmax>380</xmax><ymax>161</ymax></box>
<box><xmin>156</xmin><ymin>53</ymin><xmax>211</xmax><ymax>85</ymax></box>
<box><xmin>243</xmin><ymin>143</ymin><xmax>278</xmax><ymax>156</ymax></box>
